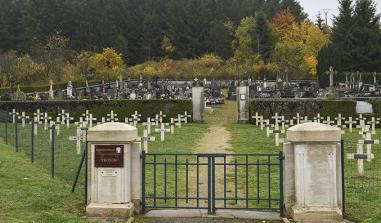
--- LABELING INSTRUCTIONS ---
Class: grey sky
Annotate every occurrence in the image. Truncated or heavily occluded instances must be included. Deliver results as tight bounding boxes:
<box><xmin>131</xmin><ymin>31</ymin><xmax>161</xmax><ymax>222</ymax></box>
<box><xmin>298</xmin><ymin>0</ymin><xmax>381</xmax><ymax>25</ymax></box>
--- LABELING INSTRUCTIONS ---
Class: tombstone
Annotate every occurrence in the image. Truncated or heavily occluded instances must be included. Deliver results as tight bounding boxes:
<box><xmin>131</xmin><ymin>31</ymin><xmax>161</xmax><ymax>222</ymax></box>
<box><xmin>192</xmin><ymin>85</ymin><xmax>204</xmax><ymax>122</ymax></box>
<box><xmin>66</xmin><ymin>81</ymin><xmax>73</xmax><ymax>99</ymax></box>
<box><xmin>210</xmin><ymin>80</ymin><xmax>221</xmax><ymax>98</ymax></box>
<box><xmin>284</xmin><ymin>123</ymin><xmax>343</xmax><ymax>221</ymax></box>
<box><xmin>48</xmin><ymin>80</ymin><xmax>54</xmax><ymax>100</ymax></box>
<box><xmin>236</xmin><ymin>83</ymin><xmax>249</xmax><ymax>123</ymax></box>
<box><xmin>356</xmin><ymin>101</ymin><xmax>373</xmax><ymax>114</ymax></box>
<box><xmin>86</xmin><ymin>123</ymin><xmax>141</xmax><ymax>219</ymax></box>
<box><xmin>227</xmin><ymin>81</ymin><xmax>237</xmax><ymax>100</ymax></box>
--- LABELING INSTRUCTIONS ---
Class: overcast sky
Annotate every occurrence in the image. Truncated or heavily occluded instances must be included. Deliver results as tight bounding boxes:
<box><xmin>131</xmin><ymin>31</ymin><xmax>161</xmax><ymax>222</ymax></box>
<box><xmin>298</xmin><ymin>0</ymin><xmax>381</xmax><ymax>25</ymax></box>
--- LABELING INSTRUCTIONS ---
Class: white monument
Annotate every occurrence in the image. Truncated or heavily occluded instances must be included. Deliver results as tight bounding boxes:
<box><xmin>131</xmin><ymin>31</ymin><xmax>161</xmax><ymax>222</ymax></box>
<box><xmin>236</xmin><ymin>83</ymin><xmax>249</xmax><ymax>123</ymax></box>
<box><xmin>86</xmin><ymin>122</ymin><xmax>141</xmax><ymax>219</ymax></box>
<box><xmin>192</xmin><ymin>84</ymin><xmax>204</xmax><ymax>122</ymax></box>
<box><xmin>284</xmin><ymin>122</ymin><xmax>343</xmax><ymax>222</ymax></box>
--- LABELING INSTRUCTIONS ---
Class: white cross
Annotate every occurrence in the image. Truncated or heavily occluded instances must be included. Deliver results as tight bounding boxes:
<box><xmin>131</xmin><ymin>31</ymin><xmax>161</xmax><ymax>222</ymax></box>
<box><xmin>75</xmin><ymin>117</ymin><xmax>87</xmax><ymax>128</ymax></box>
<box><xmin>153</xmin><ymin>114</ymin><xmax>160</xmax><ymax>127</ymax></box>
<box><xmin>270</xmin><ymin>125</ymin><xmax>285</xmax><ymax>146</ymax></box>
<box><xmin>155</xmin><ymin>123</ymin><xmax>170</xmax><ymax>142</ymax></box>
<box><xmin>367</xmin><ymin>117</ymin><xmax>379</xmax><ymax>135</ymax></box>
<box><xmin>174</xmin><ymin>114</ymin><xmax>183</xmax><ymax>128</ymax></box>
<box><xmin>137</xmin><ymin>129</ymin><xmax>155</xmax><ymax>153</ymax></box>
<box><xmin>34</xmin><ymin>109</ymin><xmax>42</xmax><ymax>123</ymax></box>
<box><xmin>107</xmin><ymin>111</ymin><xmax>118</xmax><ymax>122</ymax></box>
<box><xmin>48</xmin><ymin>121</ymin><xmax>56</xmax><ymax>142</ymax></box>
<box><xmin>88</xmin><ymin>114</ymin><xmax>97</xmax><ymax>128</ymax></box>
<box><xmin>55</xmin><ymin>117</ymin><xmax>61</xmax><ymax>136</ymax></box>
<box><xmin>335</xmin><ymin>114</ymin><xmax>345</xmax><ymax>127</ymax></box>
<box><xmin>252</xmin><ymin>112</ymin><xmax>262</xmax><ymax>126</ymax></box>
<box><xmin>20</xmin><ymin>112</ymin><xmax>29</xmax><ymax>128</ymax></box>
<box><xmin>293</xmin><ymin>113</ymin><xmax>301</xmax><ymax>125</ymax></box>
<box><xmin>358</xmin><ymin>125</ymin><xmax>370</xmax><ymax>140</ymax></box>
<box><xmin>300</xmin><ymin>116</ymin><xmax>310</xmax><ymax>124</ymax></box>
<box><xmin>345</xmin><ymin>117</ymin><xmax>357</xmax><ymax>133</ymax></box>
<box><xmin>271</xmin><ymin>113</ymin><xmax>281</xmax><ymax>128</ymax></box>
<box><xmin>143</xmin><ymin>117</ymin><xmax>156</xmax><ymax>134</ymax></box>
<box><xmin>60</xmin><ymin>110</ymin><xmax>66</xmax><ymax>124</ymax></box>
<box><xmin>158</xmin><ymin>111</ymin><xmax>166</xmax><ymax>124</ymax></box>
<box><xmin>10</xmin><ymin>109</ymin><xmax>18</xmax><ymax>124</ymax></box>
<box><xmin>182</xmin><ymin>111</ymin><xmax>191</xmax><ymax>124</ymax></box>
<box><xmin>82</xmin><ymin>110</ymin><xmax>91</xmax><ymax>126</ymax></box>
<box><xmin>356</xmin><ymin>114</ymin><xmax>366</xmax><ymax>127</ymax></box>
<box><xmin>264</xmin><ymin>120</ymin><xmax>274</xmax><ymax>138</ymax></box>
<box><xmin>322</xmin><ymin>116</ymin><xmax>334</xmax><ymax>126</ymax></box>
<box><xmin>130</xmin><ymin>114</ymin><xmax>141</xmax><ymax>127</ymax></box>
<box><xmin>30</xmin><ymin>116</ymin><xmax>40</xmax><ymax>135</ymax></box>
<box><xmin>169</xmin><ymin>118</ymin><xmax>179</xmax><ymax>134</ymax></box>
<box><xmin>69</xmin><ymin>127</ymin><xmax>86</xmax><ymax>155</ymax></box>
<box><xmin>313</xmin><ymin>113</ymin><xmax>323</xmax><ymax>123</ymax></box>
<box><xmin>42</xmin><ymin>112</ymin><xmax>52</xmax><ymax>130</ymax></box>
<box><xmin>65</xmin><ymin>113</ymin><xmax>74</xmax><ymax>128</ymax></box>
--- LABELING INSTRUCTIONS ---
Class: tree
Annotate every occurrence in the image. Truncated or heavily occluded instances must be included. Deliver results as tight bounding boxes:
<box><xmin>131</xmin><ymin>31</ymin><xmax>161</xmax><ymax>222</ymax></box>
<box><xmin>89</xmin><ymin>48</ymin><xmax>124</xmax><ymax>80</ymax></box>
<box><xmin>253</xmin><ymin>11</ymin><xmax>276</xmax><ymax>61</ymax></box>
<box><xmin>232</xmin><ymin>16</ymin><xmax>256</xmax><ymax>62</ymax></box>
<box><xmin>280</xmin><ymin>0</ymin><xmax>308</xmax><ymax>22</ymax></box>
<box><xmin>351</xmin><ymin>0</ymin><xmax>381</xmax><ymax>71</ymax></box>
<box><xmin>114</xmin><ymin>33</ymin><xmax>129</xmax><ymax>63</ymax></box>
<box><xmin>161</xmin><ymin>35</ymin><xmax>176</xmax><ymax>58</ymax></box>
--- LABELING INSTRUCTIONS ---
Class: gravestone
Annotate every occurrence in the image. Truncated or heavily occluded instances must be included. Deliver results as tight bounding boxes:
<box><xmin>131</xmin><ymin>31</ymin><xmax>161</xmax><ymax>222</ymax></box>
<box><xmin>192</xmin><ymin>83</ymin><xmax>204</xmax><ymax>122</ymax></box>
<box><xmin>236</xmin><ymin>83</ymin><xmax>249</xmax><ymax>123</ymax></box>
<box><xmin>284</xmin><ymin>123</ymin><xmax>343</xmax><ymax>221</ymax></box>
<box><xmin>86</xmin><ymin>123</ymin><xmax>141</xmax><ymax>219</ymax></box>
<box><xmin>356</xmin><ymin>101</ymin><xmax>373</xmax><ymax>114</ymax></box>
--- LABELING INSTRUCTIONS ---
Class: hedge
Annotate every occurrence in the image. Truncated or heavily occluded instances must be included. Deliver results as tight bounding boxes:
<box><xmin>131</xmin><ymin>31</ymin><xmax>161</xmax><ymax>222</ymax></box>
<box><xmin>0</xmin><ymin>80</ymin><xmax>102</xmax><ymax>95</ymax></box>
<box><xmin>249</xmin><ymin>99</ymin><xmax>360</xmax><ymax>120</ymax></box>
<box><xmin>0</xmin><ymin>100</ymin><xmax>192</xmax><ymax>122</ymax></box>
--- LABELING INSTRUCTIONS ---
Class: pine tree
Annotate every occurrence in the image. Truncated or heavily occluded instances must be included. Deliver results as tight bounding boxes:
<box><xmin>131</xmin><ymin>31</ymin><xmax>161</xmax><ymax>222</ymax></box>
<box><xmin>280</xmin><ymin>0</ymin><xmax>307</xmax><ymax>22</ymax></box>
<box><xmin>113</xmin><ymin>33</ymin><xmax>129</xmax><ymax>63</ymax></box>
<box><xmin>253</xmin><ymin>12</ymin><xmax>276</xmax><ymax>61</ymax></box>
<box><xmin>351</xmin><ymin>0</ymin><xmax>381</xmax><ymax>71</ymax></box>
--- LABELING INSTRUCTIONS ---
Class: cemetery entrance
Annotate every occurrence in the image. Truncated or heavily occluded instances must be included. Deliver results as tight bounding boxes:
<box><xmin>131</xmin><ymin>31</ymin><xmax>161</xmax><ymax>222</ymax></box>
<box><xmin>142</xmin><ymin>152</ymin><xmax>284</xmax><ymax>215</ymax></box>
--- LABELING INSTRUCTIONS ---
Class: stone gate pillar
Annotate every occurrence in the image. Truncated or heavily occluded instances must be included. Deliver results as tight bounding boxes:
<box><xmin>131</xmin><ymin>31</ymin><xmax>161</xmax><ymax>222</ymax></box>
<box><xmin>284</xmin><ymin>122</ymin><xmax>343</xmax><ymax>222</ymax></box>
<box><xmin>192</xmin><ymin>86</ymin><xmax>204</xmax><ymax>122</ymax></box>
<box><xmin>86</xmin><ymin>122</ymin><xmax>141</xmax><ymax>219</ymax></box>
<box><xmin>236</xmin><ymin>84</ymin><xmax>249</xmax><ymax>123</ymax></box>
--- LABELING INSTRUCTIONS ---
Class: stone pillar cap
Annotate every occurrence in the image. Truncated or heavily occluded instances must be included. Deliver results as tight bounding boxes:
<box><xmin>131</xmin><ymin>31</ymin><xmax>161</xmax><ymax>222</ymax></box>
<box><xmin>88</xmin><ymin>122</ymin><xmax>138</xmax><ymax>142</ymax></box>
<box><xmin>287</xmin><ymin>122</ymin><xmax>341</xmax><ymax>142</ymax></box>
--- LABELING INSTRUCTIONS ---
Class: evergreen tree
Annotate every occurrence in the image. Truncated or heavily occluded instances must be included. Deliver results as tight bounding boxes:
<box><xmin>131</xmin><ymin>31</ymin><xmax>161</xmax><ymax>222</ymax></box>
<box><xmin>316</xmin><ymin>12</ymin><xmax>325</xmax><ymax>30</ymax></box>
<box><xmin>280</xmin><ymin>0</ymin><xmax>307</xmax><ymax>22</ymax></box>
<box><xmin>253</xmin><ymin>12</ymin><xmax>276</xmax><ymax>61</ymax></box>
<box><xmin>351</xmin><ymin>0</ymin><xmax>381</xmax><ymax>71</ymax></box>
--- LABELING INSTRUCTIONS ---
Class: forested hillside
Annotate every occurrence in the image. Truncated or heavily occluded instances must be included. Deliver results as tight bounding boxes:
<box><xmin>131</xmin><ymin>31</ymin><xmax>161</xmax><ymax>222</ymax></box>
<box><xmin>0</xmin><ymin>0</ymin><xmax>305</xmax><ymax>64</ymax></box>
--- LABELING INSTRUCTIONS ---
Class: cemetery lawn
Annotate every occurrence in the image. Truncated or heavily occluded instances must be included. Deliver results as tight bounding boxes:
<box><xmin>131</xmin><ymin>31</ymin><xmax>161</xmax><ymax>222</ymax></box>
<box><xmin>0</xmin><ymin>142</ymin><xmax>84</xmax><ymax>222</ymax></box>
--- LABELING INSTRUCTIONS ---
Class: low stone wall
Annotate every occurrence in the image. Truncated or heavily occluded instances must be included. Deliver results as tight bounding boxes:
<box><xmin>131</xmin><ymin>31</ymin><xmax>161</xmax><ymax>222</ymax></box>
<box><xmin>249</xmin><ymin>99</ymin><xmax>362</xmax><ymax>120</ymax></box>
<box><xmin>0</xmin><ymin>100</ymin><xmax>192</xmax><ymax>121</ymax></box>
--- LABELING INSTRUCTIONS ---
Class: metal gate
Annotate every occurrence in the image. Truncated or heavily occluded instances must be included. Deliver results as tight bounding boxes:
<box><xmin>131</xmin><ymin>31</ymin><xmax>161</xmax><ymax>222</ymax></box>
<box><xmin>142</xmin><ymin>152</ymin><xmax>284</xmax><ymax>215</ymax></box>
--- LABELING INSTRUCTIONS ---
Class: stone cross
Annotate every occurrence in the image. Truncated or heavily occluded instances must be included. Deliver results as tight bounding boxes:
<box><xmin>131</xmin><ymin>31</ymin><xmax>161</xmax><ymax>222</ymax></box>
<box><xmin>367</xmin><ymin>117</ymin><xmax>379</xmax><ymax>135</ymax></box>
<box><xmin>174</xmin><ymin>114</ymin><xmax>183</xmax><ymax>128</ymax></box>
<box><xmin>348</xmin><ymin>132</ymin><xmax>378</xmax><ymax>176</ymax></box>
<box><xmin>264</xmin><ymin>120</ymin><xmax>274</xmax><ymax>138</ymax></box>
<box><xmin>42</xmin><ymin>112</ymin><xmax>52</xmax><ymax>130</ymax></box>
<box><xmin>313</xmin><ymin>113</ymin><xmax>323</xmax><ymax>123</ymax></box>
<box><xmin>34</xmin><ymin>109</ymin><xmax>42</xmax><ymax>123</ymax></box>
<box><xmin>20</xmin><ymin>112</ymin><xmax>29</xmax><ymax>128</ymax></box>
<box><xmin>322</xmin><ymin>116</ymin><xmax>334</xmax><ymax>126</ymax></box>
<box><xmin>130</xmin><ymin>114</ymin><xmax>141</xmax><ymax>127</ymax></box>
<box><xmin>65</xmin><ymin>113</ymin><xmax>74</xmax><ymax>128</ymax></box>
<box><xmin>88</xmin><ymin>114</ymin><xmax>97</xmax><ymax>128</ymax></box>
<box><xmin>60</xmin><ymin>110</ymin><xmax>66</xmax><ymax>124</ymax></box>
<box><xmin>75</xmin><ymin>117</ymin><xmax>87</xmax><ymax>129</ymax></box>
<box><xmin>10</xmin><ymin>109</ymin><xmax>18</xmax><ymax>124</ymax></box>
<box><xmin>107</xmin><ymin>111</ymin><xmax>118</xmax><ymax>122</ymax></box>
<box><xmin>345</xmin><ymin>117</ymin><xmax>357</xmax><ymax>133</ymax></box>
<box><xmin>358</xmin><ymin>125</ymin><xmax>370</xmax><ymax>140</ymax></box>
<box><xmin>137</xmin><ymin>129</ymin><xmax>155</xmax><ymax>153</ymax></box>
<box><xmin>271</xmin><ymin>113</ymin><xmax>281</xmax><ymax>128</ymax></box>
<box><xmin>143</xmin><ymin>117</ymin><xmax>155</xmax><ymax>134</ymax></box>
<box><xmin>155</xmin><ymin>123</ymin><xmax>170</xmax><ymax>142</ymax></box>
<box><xmin>270</xmin><ymin>125</ymin><xmax>285</xmax><ymax>146</ymax></box>
<box><xmin>356</xmin><ymin>114</ymin><xmax>366</xmax><ymax>127</ymax></box>
<box><xmin>259</xmin><ymin>118</ymin><xmax>265</xmax><ymax>130</ymax></box>
<box><xmin>182</xmin><ymin>111</ymin><xmax>191</xmax><ymax>124</ymax></box>
<box><xmin>30</xmin><ymin>116</ymin><xmax>40</xmax><ymax>135</ymax></box>
<box><xmin>326</xmin><ymin>66</ymin><xmax>337</xmax><ymax>88</ymax></box>
<box><xmin>153</xmin><ymin>114</ymin><xmax>160</xmax><ymax>127</ymax></box>
<box><xmin>69</xmin><ymin>126</ymin><xmax>86</xmax><ymax>155</ymax></box>
<box><xmin>158</xmin><ymin>111</ymin><xmax>166</xmax><ymax>124</ymax></box>
<box><xmin>335</xmin><ymin>114</ymin><xmax>345</xmax><ymax>127</ymax></box>
<box><xmin>169</xmin><ymin>118</ymin><xmax>179</xmax><ymax>134</ymax></box>
<box><xmin>252</xmin><ymin>112</ymin><xmax>262</xmax><ymax>126</ymax></box>
<box><xmin>82</xmin><ymin>110</ymin><xmax>90</xmax><ymax>125</ymax></box>
<box><xmin>293</xmin><ymin>113</ymin><xmax>301</xmax><ymax>125</ymax></box>
<box><xmin>55</xmin><ymin>117</ymin><xmax>61</xmax><ymax>136</ymax></box>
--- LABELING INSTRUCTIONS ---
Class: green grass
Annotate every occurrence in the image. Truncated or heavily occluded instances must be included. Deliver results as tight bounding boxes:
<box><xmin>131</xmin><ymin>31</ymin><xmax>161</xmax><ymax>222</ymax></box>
<box><xmin>0</xmin><ymin>142</ymin><xmax>84</xmax><ymax>223</ymax></box>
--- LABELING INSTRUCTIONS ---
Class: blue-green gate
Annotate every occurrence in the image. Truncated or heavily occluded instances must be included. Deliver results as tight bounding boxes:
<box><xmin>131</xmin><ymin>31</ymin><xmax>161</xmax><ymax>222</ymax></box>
<box><xmin>142</xmin><ymin>152</ymin><xmax>284</xmax><ymax>215</ymax></box>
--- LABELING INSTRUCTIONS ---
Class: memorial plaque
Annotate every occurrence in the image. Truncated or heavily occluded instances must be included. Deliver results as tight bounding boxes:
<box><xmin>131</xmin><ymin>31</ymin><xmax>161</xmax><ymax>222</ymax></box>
<box><xmin>95</xmin><ymin>145</ymin><xmax>124</xmax><ymax>168</ymax></box>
